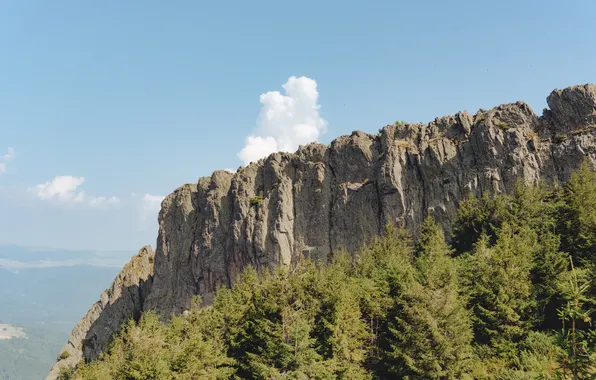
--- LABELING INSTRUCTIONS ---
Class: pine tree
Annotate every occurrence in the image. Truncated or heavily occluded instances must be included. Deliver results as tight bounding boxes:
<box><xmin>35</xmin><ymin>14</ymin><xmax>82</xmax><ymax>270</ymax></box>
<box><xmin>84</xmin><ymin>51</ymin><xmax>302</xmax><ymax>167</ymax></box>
<box><xmin>462</xmin><ymin>224</ymin><xmax>537</xmax><ymax>358</ymax></box>
<box><xmin>354</xmin><ymin>223</ymin><xmax>416</xmax><ymax>374</ymax></box>
<box><xmin>451</xmin><ymin>192</ymin><xmax>512</xmax><ymax>253</ymax></box>
<box><xmin>215</xmin><ymin>267</ymin><xmax>295</xmax><ymax>379</ymax></box>
<box><xmin>382</xmin><ymin>217</ymin><xmax>473</xmax><ymax>379</ymax></box>
<box><xmin>169</xmin><ymin>297</ymin><xmax>235</xmax><ymax>379</ymax></box>
<box><xmin>313</xmin><ymin>250</ymin><xmax>372</xmax><ymax>379</ymax></box>
<box><xmin>555</xmin><ymin>257</ymin><xmax>596</xmax><ymax>379</ymax></box>
<box><xmin>560</xmin><ymin>160</ymin><xmax>596</xmax><ymax>265</ymax></box>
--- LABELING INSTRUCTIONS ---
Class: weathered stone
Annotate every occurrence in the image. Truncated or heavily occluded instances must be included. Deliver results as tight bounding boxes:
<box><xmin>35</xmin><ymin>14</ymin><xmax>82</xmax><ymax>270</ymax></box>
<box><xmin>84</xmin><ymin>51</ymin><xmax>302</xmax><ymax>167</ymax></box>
<box><xmin>144</xmin><ymin>84</ymin><xmax>596</xmax><ymax>320</ymax></box>
<box><xmin>48</xmin><ymin>83</ymin><xmax>596</xmax><ymax>377</ymax></box>
<box><xmin>46</xmin><ymin>246</ymin><xmax>154</xmax><ymax>380</ymax></box>
<box><xmin>545</xmin><ymin>83</ymin><xmax>596</xmax><ymax>134</ymax></box>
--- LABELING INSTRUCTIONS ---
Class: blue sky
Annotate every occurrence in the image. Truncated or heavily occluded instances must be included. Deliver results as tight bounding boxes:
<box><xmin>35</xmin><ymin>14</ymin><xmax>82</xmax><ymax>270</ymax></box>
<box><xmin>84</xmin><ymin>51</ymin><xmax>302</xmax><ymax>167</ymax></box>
<box><xmin>0</xmin><ymin>0</ymin><xmax>594</xmax><ymax>251</ymax></box>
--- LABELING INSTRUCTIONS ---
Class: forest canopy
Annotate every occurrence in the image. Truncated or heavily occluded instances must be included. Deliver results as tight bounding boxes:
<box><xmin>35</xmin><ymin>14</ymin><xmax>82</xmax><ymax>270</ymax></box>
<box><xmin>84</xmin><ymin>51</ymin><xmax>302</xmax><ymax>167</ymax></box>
<box><xmin>64</xmin><ymin>161</ymin><xmax>596</xmax><ymax>379</ymax></box>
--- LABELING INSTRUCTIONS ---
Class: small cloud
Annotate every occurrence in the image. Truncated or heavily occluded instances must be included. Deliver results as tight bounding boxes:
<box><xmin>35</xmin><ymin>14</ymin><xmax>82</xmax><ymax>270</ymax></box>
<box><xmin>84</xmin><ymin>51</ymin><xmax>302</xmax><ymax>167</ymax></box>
<box><xmin>224</xmin><ymin>168</ymin><xmax>237</xmax><ymax>174</ymax></box>
<box><xmin>142</xmin><ymin>194</ymin><xmax>165</xmax><ymax>211</ymax></box>
<box><xmin>239</xmin><ymin>136</ymin><xmax>278</xmax><ymax>165</ymax></box>
<box><xmin>88</xmin><ymin>196</ymin><xmax>120</xmax><ymax>206</ymax></box>
<box><xmin>237</xmin><ymin>76</ymin><xmax>328</xmax><ymax>165</ymax></box>
<box><xmin>2</xmin><ymin>147</ymin><xmax>15</xmax><ymax>161</ymax></box>
<box><xmin>0</xmin><ymin>147</ymin><xmax>15</xmax><ymax>174</ymax></box>
<box><xmin>33</xmin><ymin>175</ymin><xmax>85</xmax><ymax>201</ymax></box>
<box><xmin>29</xmin><ymin>175</ymin><xmax>119</xmax><ymax>208</ymax></box>
<box><xmin>135</xmin><ymin>193</ymin><xmax>165</xmax><ymax>231</ymax></box>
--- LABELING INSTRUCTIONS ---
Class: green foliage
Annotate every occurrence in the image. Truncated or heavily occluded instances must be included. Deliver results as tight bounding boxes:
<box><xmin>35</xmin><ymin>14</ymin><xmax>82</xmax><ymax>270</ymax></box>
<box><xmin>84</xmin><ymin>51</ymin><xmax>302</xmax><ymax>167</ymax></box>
<box><xmin>554</xmin><ymin>133</ymin><xmax>568</xmax><ymax>143</ymax></box>
<box><xmin>559</xmin><ymin>160</ymin><xmax>596</xmax><ymax>263</ymax></box>
<box><xmin>57</xmin><ymin>366</ymin><xmax>74</xmax><ymax>380</ymax></box>
<box><xmin>470</xmin><ymin>331</ymin><xmax>563</xmax><ymax>379</ymax></box>
<box><xmin>497</xmin><ymin>122</ymin><xmax>511</xmax><ymax>130</ymax></box>
<box><xmin>382</xmin><ymin>217</ymin><xmax>473</xmax><ymax>378</ymax></box>
<box><xmin>59</xmin><ymin>350</ymin><xmax>70</xmax><ymax>360</ymax></box>
<box><xmin>555</xmin><ymin>258</ymin><xmax>596</xmax><ymax>378</ymax></box>
<box><xmin>249</xmin><ymin>196</ymin><xmax>264</xmax><ymax>207</ymax></box>
<box><xmin>76</xmin><ymin>305</ymin><xmax>234</xmax><ymax>379</ymax></box>
<box><xmin>73</xmin><ymin>163</ymin><xmax>596</xmax><ymax>379</ymax></box>
<box><xmin>394</xmin><ymin>120</ymin><xmax>407</xmax><ymax>127</ymax></box>
<box><xmin>461</xmin><ymin>225</ymin><xmax>537</xmax><ymax>351</ymax></box>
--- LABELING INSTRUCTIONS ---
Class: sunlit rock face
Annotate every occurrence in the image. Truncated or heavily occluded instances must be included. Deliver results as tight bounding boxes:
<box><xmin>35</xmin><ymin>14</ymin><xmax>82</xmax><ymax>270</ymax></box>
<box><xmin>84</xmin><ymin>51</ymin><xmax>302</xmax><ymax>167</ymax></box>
<box><xmin>48</xmin><ymin>83</ymin><xmax>596</xmax><ymax>378</ymax></box>
<box><xmin>145</xmin><ymin>84</ymin><xmax>596</xmax><ymax>318</ymax></box>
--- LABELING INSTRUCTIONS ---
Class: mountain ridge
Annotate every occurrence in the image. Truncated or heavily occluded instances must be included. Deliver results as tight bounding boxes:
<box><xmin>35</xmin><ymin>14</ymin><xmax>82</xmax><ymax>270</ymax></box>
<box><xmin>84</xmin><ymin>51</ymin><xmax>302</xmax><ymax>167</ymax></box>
<box><xmin>47</xmin><ymin>83</ymin><xmax>596</xmax><ymax>378</ymax></box>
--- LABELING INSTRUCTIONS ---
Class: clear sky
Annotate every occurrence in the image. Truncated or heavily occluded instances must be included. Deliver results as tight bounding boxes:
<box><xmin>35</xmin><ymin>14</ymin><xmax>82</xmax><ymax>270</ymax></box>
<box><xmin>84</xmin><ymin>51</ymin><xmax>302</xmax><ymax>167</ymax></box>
<box><xmin>0</xmin><ymin>0</ymin><xmax>594</xmax><ymax>251</ymax></box>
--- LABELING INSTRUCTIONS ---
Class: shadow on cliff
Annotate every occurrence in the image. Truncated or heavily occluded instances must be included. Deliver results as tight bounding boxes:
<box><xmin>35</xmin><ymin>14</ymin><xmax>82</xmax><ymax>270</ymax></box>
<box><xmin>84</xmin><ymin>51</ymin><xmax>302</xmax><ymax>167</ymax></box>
<box><xmin>80</xmin><ymin>275</ymin><xmax>153</xmax><ymax>363</ymax></box>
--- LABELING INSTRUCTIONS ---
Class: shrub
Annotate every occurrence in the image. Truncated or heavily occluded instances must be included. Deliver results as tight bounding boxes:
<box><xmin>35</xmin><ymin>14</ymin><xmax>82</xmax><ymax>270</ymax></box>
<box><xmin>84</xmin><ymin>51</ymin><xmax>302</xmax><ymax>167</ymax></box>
<box><xmin>59</xmin><ymin>350</ymin><xmax>70</xmax><ymax>360</ymax></box>
<box><xmin>497</xmin><ymin>122</ymin><xmax>510</xmax><ymax>130</ymax></box>
<box><xmin>57</xmin><ymin>366</ymin><xmax>74</xmax><ymax>380</ymax></box>
<box><xmin>249</xmin><ymin>196</ymin><xmax>264</xmax><ymax>207</ymax></box>
<box><xmin>554</xmin><ymin>133</ymin><xmax>567</xmax><ymax>143</ymax></box>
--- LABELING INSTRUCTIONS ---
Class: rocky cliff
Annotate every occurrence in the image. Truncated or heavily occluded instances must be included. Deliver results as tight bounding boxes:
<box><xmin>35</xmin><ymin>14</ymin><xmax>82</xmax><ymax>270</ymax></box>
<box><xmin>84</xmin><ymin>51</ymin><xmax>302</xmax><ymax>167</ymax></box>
<box><xmin>47</xmin><ymin>246</ymin><xmax>154</xmax><ymax>379</ymax></box>
<box><xmin>48</xmin><ymin>83</ymin><xmax>596</xmax><ymax>377</ymax></box>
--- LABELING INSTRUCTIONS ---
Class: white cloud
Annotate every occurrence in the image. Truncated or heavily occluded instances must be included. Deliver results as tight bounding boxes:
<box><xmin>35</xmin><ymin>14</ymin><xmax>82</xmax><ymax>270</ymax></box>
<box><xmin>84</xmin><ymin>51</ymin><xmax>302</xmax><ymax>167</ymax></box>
<box><xmin>2</xmin><ymin>147</ymin><xmax>15</xmax><ymax>161</ymax></box>
<box><xmin>0</xmin><ymin>147</ymin><xmax>15</xmax><ymax>174</ymax></box>
<box><xmin>135</xmin><ymin>193</ymin><xmax>165</xmax><ymax>231</ymax></box>
<box><xmin>237</xmin><ymin>76</ymin><xmax>328</xmax><ymax>165</ymax></box>
<box><xmin>34</xmin><ymin>175</ymin><xmax>85</xmax><ymax>201</ymax></box>
<box><xmin>141</xmin><ymin>194</ymin><xmax>165</xmax><ymax>213</ymax></box>
<box><xmin>29</xmin><ymin>175</ymin><xmax>120</xmax><ymax>208</ymax></box>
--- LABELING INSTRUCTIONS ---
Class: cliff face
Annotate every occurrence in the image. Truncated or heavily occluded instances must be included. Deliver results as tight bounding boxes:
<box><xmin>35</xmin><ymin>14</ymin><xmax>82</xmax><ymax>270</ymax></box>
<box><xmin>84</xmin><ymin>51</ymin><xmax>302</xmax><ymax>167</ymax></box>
<box><xmin>144</xmin><ymin>84</ymin><xmax>596</xmax><ymax>317</ymax></box>
<box><xmin>47</xmin><ymin>246</ymin><xmax>154</xmax><ymax>380</ymax></box>
<box><xmin>48</xmin><ymin>84</ymin><xmax>596</xmax><ymax>376</ymax></box>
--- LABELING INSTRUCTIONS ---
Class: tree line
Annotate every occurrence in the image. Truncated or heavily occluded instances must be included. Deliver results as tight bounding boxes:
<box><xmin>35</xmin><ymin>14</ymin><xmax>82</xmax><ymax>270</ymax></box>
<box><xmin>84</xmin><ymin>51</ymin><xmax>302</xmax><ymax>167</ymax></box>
<box><xmin>64</xmin><ymin>161</ymin><xmax>596</xmax><ymax>379</ymax></box>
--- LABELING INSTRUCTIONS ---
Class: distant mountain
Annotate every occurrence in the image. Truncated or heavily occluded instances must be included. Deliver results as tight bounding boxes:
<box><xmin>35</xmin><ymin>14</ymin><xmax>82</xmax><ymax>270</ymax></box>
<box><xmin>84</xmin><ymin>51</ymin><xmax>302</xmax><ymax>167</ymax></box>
<box><xmin>0</xmin><ymin>324</ymin><xmax>65</xmax><ymax>380</ymax></box>
<box><xmin>0</xmin><ymin>245</ymin><xmax>132</xmax><ymax>380</ymax></box>
<box><xmin>0</xmin><ymin>264</ymin><xmax>123</xmax><ymax>331</ymax></box>
<box><xmin>0</xmin><ymin>245</ymin><xmax>133</xmax><ymax>270</ymax></box>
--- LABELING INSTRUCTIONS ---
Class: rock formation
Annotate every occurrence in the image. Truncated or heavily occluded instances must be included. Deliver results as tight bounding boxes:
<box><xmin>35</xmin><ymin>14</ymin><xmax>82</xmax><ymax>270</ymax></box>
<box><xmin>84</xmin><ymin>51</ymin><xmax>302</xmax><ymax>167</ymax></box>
<box><xmin>47</xmin><ymin>246</ymin><xmax>154</xmax><ymax>379</ymax></box>
<box><xmin>47</xmin><ymin>83</ymin><xmax>596</xmax><ymax>377</ymax></box>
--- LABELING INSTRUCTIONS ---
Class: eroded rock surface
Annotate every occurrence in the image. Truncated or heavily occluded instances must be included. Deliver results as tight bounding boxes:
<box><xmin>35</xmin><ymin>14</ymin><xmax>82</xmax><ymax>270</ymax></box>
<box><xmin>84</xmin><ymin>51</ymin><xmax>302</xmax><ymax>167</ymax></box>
<box><xmin>46</xmin><ymin>246</ymin><xmax>154</xmax><ymax>380</ymax></box>
<box><xmin>49</xmin><ymin>83</ymin><xmax>596</xmax><ymax>376</ymax></box>
<box><xmin>146</xmin><ymin>84</ymin><xmax>596</xmax><ymax>318</ymax></box>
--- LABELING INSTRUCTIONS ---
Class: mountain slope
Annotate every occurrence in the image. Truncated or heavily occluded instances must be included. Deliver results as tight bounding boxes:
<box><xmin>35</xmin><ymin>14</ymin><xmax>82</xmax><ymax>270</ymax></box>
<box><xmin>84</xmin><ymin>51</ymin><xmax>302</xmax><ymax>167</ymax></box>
<box><xmin>47</xmin><ymin>83</ymin><xmax>596</xmax><ymax>378</ymax></box>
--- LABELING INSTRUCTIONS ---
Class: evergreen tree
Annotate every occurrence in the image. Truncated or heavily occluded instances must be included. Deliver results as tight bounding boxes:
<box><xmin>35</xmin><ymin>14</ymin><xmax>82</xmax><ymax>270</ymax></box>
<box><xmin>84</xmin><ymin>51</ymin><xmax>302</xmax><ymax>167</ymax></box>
<box><xmin>215</xmin><ymin>267</ymin><xmax>294</xmax><ymax>379</ymax></box>
<box><xmin>451</xmin><ymin>192</ymin><xmax>513</xmax><ymax>253</ymax></box>
<box><xmin>462</xmin><ymin>224</ymin><xmax>537</xmax><ymax>358</ymax></box>
<box><xmin>313</xmin><ymin>250</ymin><xmax>372</xmax><ymax>379</ymax></box>
<box><xmin>169</xmin><ymin>297</ymin><xmax>236</xmax><ymax>379</ymax></box>
<box><xmin>559</xmin><ymin>160</ymin><xmax>596</xmax><ymax>265</ymax></box>
<box><xmin>555</xmin><ymin>257</ymin><xmax>596</xmax><ymax>379</ymax></box>
<box><xmin>382</xmin><ymin>217</ymin><xmax>473</xmax><ymax>379</ymax></box>
<box><xmin>354</xmin><ymin>223</ymin><xmax>416</xmax><ymax>375</ymax></box>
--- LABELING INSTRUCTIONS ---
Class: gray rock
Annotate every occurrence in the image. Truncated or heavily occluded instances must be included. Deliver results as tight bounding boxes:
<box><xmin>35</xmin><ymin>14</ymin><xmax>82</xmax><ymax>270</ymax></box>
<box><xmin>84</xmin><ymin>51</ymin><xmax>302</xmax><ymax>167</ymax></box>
<box><xmin>46</xmin><ymin>246</ymin><xmax>154</xmax><ymax>380</ymax></box>
<box><xmin>146</xmin><ymin>84</ymin><xmax>596</xmax><ymax>318</ymax></box>
<box><xmin>48</xmin><ymin>83</ymin><xmax>596</xmax><ymax>376</ymax></box>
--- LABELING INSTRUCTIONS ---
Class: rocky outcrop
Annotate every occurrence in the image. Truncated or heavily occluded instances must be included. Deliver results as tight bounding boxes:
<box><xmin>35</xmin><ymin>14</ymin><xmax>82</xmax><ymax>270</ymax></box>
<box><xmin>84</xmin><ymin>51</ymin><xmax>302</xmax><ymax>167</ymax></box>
<box><xmin>145</xmin><ymin>84</ymin><xmax>596</xmax><ymax>317</ymax></box>
<box><xmin>46</xmin><ymin>246</ymin><xmax>154</xmax><ymax>380</ymax></box>
<box><xmin>49</xmin><ymin>83</ymin><xmax>596</xmax><ymax>376</ymax></box>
